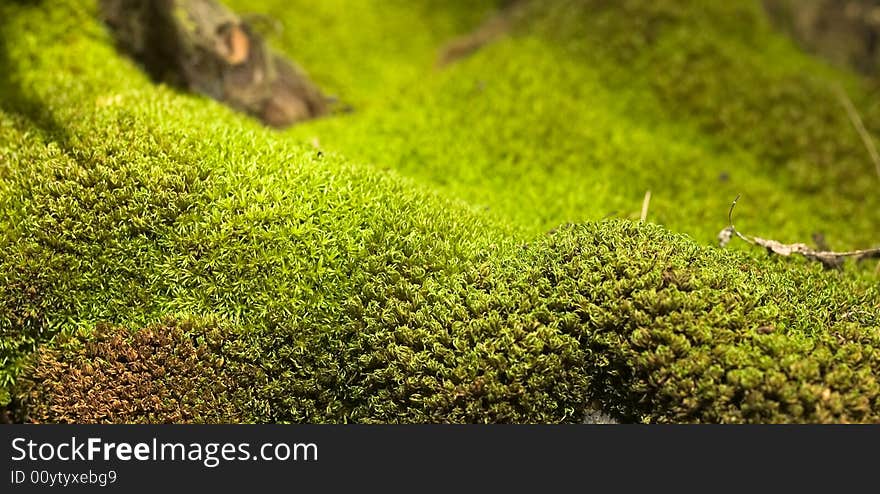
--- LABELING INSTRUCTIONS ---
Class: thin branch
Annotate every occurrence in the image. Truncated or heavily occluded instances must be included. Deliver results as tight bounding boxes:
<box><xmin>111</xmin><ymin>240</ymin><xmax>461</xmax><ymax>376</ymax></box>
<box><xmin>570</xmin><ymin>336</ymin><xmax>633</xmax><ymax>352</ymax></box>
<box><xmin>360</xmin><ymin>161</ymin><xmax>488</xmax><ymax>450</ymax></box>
<box><xmin>727</xmin><ymin>193</ymin><xmax>739</xmax><ymax>226</ymax></box>
<box><xmin>640</xmin><ymin>190</ymin><xmax>652</xmax><ymax>223</ymax></box>
<box><xmin>720</xmin><ymin>195</ymin><xmax>880</xmax><ymax>268</ymax></box>
<box><xmin>833</xmin><ymin>84</ymin><xmax>880</xmax><ymax>181</ymax></box>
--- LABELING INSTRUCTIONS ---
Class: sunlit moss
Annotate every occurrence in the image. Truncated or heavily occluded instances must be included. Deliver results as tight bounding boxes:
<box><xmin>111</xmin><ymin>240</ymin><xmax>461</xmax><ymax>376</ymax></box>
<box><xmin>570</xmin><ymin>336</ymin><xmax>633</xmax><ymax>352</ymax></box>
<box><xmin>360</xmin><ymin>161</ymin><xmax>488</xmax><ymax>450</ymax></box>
<box><xmin>1</xmin><ymin>0</ymin><xmax>879</xmax><ymax>422</ymax></box>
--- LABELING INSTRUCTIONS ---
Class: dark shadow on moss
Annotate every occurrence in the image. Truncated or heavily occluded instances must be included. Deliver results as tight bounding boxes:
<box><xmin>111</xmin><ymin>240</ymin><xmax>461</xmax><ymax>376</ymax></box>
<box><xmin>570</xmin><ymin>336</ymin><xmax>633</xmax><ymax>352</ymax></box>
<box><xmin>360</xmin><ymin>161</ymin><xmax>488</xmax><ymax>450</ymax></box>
<box><xmin>0</xmin><ymin>1</ymin><xmax>74</xmax><ymax>152</ymax></box>
<box><xmin>0</xmin><ymin>3</ymin><xmax>56</xmax><ymax>423</ymax></box>
<box><xmin>0</xmin><ymin>2</ymin><xmax>72</xmax><ymax>423</ymax></box>
<box><xmin>0</xmin><ymin>399</ymin><xmax>27</xmax><ymax>424</ymax></box>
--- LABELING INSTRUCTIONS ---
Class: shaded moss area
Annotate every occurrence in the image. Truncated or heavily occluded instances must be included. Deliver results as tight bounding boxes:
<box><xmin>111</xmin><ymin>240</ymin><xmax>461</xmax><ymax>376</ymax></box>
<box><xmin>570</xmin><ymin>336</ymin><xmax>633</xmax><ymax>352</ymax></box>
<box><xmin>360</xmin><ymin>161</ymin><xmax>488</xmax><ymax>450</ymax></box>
<box><xmin>1</xmin><ymin>1</ymin><xmax>880</xmax><ymax>423</ymax></box>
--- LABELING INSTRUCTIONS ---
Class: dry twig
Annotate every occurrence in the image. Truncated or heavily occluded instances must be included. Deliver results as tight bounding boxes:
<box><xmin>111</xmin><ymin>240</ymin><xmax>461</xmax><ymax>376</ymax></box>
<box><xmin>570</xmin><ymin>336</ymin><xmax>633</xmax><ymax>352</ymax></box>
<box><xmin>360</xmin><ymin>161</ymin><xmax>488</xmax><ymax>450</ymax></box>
<box><xmin>719</xmin><ymin>194</ymin><xmax>880</xmax><ymax>268</ymax></box>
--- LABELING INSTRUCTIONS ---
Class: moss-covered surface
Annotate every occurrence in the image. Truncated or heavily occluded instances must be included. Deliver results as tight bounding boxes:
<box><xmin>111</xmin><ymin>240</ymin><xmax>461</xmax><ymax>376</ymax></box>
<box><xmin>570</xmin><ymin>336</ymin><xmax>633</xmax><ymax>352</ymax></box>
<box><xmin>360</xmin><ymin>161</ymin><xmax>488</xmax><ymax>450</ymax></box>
<box><xmin>1</xmin><ymin>0</ymin><xmax>880</xmax><ymax>422</ymax></box>
<box><xmin>19</xmin><ymin>319</ymin><xmax>245</xmax><ymax>423</ymax></box>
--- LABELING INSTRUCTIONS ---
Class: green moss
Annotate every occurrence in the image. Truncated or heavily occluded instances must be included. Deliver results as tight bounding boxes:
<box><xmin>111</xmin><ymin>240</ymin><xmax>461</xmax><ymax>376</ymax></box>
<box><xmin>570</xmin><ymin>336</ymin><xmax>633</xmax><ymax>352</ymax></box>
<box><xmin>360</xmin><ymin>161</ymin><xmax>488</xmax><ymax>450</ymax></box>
<box><xmin>1</xmin><ymin>0</ymin><xmax>880</xmax><ymax>422</ymax></box>
<box><xmin>279</xmin><ymin>0</ymin><xmax>880</xmax><ymax>248</ymax></box>
<box><xmin>15</xmin><ymin>221</ymin><xmax>880</xmax><ymax>423</ymax></box>
<box><xmin>223</xmin><ymin>0</ymin><xmax>501</xmax><ymax>108</ymax></box>
<box><xmin>529</xmin><ymin>222</ymin><xmax>880</xmax><ymax>423</ymax></box>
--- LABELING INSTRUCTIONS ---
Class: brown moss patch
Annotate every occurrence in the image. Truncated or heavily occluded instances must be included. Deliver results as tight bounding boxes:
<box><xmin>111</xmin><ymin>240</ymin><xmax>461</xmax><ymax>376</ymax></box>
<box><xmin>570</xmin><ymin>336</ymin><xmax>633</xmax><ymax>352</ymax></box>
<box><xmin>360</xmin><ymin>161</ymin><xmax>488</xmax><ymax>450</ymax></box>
<box><xmin>19</xmin><ymin>319</ymin><xmax>245</xmax><ymax>423</ymax></box>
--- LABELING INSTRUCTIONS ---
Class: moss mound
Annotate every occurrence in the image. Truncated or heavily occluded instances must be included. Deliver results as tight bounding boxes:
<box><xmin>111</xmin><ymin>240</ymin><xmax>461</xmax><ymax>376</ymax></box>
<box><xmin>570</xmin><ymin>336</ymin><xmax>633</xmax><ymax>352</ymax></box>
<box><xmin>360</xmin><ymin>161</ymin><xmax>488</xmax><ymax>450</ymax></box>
<box><xmin>329</xmin><ymin>221</ymin><xmax>880</xmax><ymax>423</ymax></box>
<box><xmin>18</xmin><ymin>222</ymin><xmax>880</xmax><ymax>424</ymax></box>
<box><xmin>533</xmin><ymin>223</ymin><xmax>880</xmax><ymax>423</ymax></box>
<box><xmin>1</xmin><ymin>0</ymin><xmax>880</xmax><ymax>423</ymax></box>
